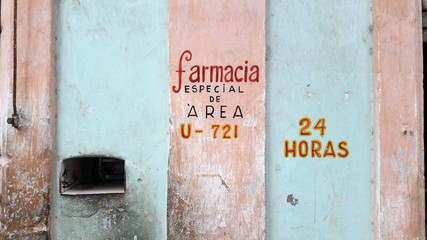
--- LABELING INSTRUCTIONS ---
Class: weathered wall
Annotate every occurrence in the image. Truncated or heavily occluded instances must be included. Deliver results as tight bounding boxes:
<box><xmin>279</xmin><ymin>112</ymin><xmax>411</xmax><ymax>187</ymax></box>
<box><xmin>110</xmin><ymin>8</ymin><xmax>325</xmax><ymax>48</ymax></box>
<box><xmin>0</xmin><ymin>0</ymin><xmax>422</xmax><ymax>239</ymax></box>
<box><xmin>54</xmin><ymin>0</ymin><xmax>169</xmax><ymax>239</ymax></box>
<box><xmin>372</xmin><ymin>0</ymin><xmax>425</xmax><ymax>239</ymax></box>
<box><xmin>168</xmin><ymin>1</ymin><xmax>265</xmax><ymax>239</ymax></box>
<box><xmin>0</xmin><ymin>0</ymin><xmax>54</xmax><ymax>239</ymax></box>
<box><xmin>265</xmin><ymin>0</ymin><xmax>374</xmax><ymax>239</ymax></box>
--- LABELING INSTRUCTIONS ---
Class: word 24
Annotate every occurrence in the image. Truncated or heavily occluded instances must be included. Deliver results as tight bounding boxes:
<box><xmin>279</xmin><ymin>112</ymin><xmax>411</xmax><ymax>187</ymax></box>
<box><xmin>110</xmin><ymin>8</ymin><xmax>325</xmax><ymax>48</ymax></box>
<box><xmin>180</xmin><ymin>123</ymin><xmax>238</xmax><ymax>139</ymax></box>
<box><xmin>284</xmin><ymin>117</ymin><xmax>349</xmax><ymax>158</ymax></box>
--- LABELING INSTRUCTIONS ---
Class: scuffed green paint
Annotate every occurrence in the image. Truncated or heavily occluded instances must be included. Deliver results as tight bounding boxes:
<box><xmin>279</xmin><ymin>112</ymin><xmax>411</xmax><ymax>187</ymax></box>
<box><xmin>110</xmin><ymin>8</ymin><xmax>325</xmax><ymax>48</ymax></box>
<box><xmin>54</xmin><ymin>0</ymin><xmax>168</xmax><ymax>239</ymax></box>
<box><xmin>265</xmin><ymin>0</ymin><xmax>373</xmax><ymax>239</ymax></box>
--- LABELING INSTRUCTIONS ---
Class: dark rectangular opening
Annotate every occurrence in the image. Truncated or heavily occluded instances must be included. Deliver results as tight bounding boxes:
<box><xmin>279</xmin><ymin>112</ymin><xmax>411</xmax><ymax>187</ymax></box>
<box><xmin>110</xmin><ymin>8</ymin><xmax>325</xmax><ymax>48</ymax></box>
<box><xmin>60</xmin><ymin>156</ymin><xmax>125</xmax><ymax>195</ymax></box>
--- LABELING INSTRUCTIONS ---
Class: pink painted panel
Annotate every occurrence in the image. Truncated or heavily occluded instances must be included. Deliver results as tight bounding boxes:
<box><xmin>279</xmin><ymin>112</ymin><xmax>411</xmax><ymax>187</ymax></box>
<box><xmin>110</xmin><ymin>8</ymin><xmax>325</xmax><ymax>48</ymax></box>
<box><xmin>372</xmin><ymin>0</ymin><xmax>425</xmax><ymax>239</ymax></box>
<box><xmin>0</xmin><ymin>0</ymin><xmax>54</xmax><ymax>237</ymax></box>
<box><xmin>168</xmin><ymin>1</ymin><xmax>266</xmax><ymax>239</ymax></box>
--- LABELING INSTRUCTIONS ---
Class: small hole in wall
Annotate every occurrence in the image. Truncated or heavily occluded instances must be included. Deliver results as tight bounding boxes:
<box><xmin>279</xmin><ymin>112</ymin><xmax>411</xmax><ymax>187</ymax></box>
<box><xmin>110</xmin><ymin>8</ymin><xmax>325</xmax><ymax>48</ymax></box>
<box><xmin>60</xmin><ymin>156</ymin><xmax>125</xmax><ymax>195</ymax></box>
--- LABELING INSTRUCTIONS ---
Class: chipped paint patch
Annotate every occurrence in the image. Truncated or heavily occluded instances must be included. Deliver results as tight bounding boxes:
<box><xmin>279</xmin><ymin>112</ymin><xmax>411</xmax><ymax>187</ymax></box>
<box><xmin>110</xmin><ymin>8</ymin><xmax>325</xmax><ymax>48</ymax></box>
<box><xmin>286</xmin><ymin>194</ymin><xmax>298</xmax><ymax>206</ymax></box>
<box><xmin>243</xmin><ymin>114</ymin><xmax>258</xmax><ymax>127</ymax></box>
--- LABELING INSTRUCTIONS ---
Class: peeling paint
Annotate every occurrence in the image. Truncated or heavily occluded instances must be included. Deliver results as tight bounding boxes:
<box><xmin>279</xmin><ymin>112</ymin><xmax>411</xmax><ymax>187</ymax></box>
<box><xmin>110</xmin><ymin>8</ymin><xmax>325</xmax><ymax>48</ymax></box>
<box><xmin>0</xmin><ymin>0</ymin><xmax>54</xmax><ymax>237</ymax></box>
<box><xmin>243</xmin><ymin>114</ymin><xmax>258</xmax><ymax>127</ymax></box>
<box><xmin>286</xmin><ymin>194</ymin><xmax>299</xmax><ymax>206</ymax></box>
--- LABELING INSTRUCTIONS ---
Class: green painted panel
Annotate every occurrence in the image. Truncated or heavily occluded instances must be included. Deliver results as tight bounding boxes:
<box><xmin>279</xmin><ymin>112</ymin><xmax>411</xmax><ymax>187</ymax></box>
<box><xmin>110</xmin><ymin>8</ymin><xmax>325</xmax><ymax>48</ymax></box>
<box><xmin>266</xmin><ymin>1</ymin><xmax>374</xmax><ymax>239</ymax></box>
<box><xmin>55</xmin><ymin>0</ymin><xmax>168</xmax><ymax>239</ymax></box>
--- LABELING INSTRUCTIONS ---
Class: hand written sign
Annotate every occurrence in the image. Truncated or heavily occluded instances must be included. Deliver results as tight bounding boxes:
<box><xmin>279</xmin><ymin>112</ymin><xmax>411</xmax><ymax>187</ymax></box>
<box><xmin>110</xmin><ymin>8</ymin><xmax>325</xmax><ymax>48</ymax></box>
<box><xmin>172</xmin><ymin>50</ymin><xmax>260</xmax><ymax>94</ymax></box>
<box><xmin>180</xmin><ymin>123</ymin><xmax>238</xmax><ymax>139</ymax></box>
<box><xmin>284</xmin><ymin>117</ymin><xmax>349</xmax><ymax>158</ymax></box>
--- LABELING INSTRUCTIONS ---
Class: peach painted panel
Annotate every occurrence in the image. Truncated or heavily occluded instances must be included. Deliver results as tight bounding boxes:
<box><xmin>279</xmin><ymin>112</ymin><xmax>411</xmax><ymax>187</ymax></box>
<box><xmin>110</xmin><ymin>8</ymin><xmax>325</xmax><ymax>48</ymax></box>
<box><xmin>373</xmin><ymin>0</ymin><xmax>425</xmax><ymax>239</ymax></box>
<box><xmin>168</xmin><ymin>1</ymin><xmax>266</xmax><ymax>239</ymax></box>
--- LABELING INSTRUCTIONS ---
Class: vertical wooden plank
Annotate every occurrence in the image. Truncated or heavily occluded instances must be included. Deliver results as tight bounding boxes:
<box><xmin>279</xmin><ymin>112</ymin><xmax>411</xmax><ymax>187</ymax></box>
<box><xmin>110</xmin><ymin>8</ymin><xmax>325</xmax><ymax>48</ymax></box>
<box><xmin>0</xmin><ymin>0</ymin><xmax>54</xmax><ymax>238</ymax></box>
<box><xmin>373</xmin><ymin>0</ymin><xmax>425</xmax><ymax>239</ymax></box>
<box><xmin>168</xmin><ymin>1</ymin><xmax>266</xmax><ymax>239</ymax></box>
